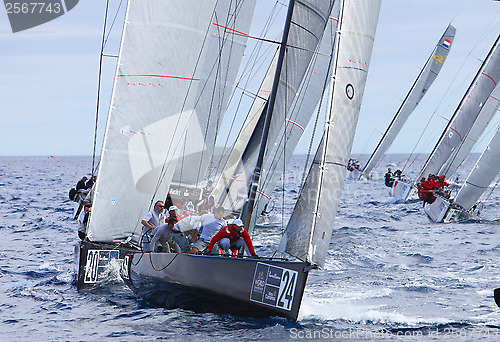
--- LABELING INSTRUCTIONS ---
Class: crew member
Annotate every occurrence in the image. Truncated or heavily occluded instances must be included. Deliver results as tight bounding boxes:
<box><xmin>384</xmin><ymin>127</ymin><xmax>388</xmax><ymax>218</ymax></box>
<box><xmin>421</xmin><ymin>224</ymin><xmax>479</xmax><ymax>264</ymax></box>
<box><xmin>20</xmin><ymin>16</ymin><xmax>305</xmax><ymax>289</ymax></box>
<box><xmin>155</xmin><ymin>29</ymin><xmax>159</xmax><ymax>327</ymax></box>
<box><xmin>140</xmin><ymin>200</ymin><xmax>166</xmax><ymax>252</ymax></box>
<box><xmin>384</xmin><ymin>168</ymin><xmax>393</xmax><ymax>187</ymax></box>
<box><xmin>204</xmin><ymin>219</ymin><xmax>258</xmax><ymax>258</ymax></box>
<box><xmin>187</xmin><ymin>206</ymin><xmax>226</xmax><ymax>254</ymax></box>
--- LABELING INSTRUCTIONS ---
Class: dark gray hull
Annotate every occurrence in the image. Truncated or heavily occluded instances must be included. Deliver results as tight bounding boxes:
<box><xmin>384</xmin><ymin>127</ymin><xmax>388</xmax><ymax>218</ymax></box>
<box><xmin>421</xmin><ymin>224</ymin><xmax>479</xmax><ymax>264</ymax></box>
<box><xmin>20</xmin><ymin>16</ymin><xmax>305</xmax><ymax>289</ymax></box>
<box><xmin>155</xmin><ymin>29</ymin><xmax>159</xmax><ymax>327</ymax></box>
<box><xmin>121</xmin><ymin>252</ymin><xmax>310</xmax><ymax>320</ymax></box>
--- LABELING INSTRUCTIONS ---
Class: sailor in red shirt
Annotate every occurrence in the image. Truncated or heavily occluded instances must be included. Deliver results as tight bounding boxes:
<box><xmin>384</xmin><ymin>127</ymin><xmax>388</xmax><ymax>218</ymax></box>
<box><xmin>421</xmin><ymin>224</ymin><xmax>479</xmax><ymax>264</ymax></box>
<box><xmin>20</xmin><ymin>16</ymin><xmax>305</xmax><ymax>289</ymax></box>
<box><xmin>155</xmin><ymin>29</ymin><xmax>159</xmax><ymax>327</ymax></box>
<box><xmin>204</xmin><ymin>219</ymin><xmax>258</xmax><ymax>258</ymax></box>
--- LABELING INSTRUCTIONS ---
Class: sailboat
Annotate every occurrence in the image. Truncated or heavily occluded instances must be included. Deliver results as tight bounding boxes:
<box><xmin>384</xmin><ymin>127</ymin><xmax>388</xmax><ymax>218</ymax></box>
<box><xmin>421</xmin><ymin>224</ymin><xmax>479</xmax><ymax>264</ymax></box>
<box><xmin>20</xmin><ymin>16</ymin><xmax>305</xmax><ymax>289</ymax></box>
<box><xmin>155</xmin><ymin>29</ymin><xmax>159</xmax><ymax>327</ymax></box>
<box><xmin>359</xmin><ymin>25</ymin><xmax>456</xmax><ymax>181</ymax></box>
<box><xmin>77</xmin><ymin>0</ymin><xmax>381</xmax><ymax>320</ymax></box>
<box><xmin>393</xmin><ymin>33</ymin><xmax>500</xmax><ymax>203</ymax></box>
<box><xmin>425</xmin><ymin>120</ymin><xmax>500</xmax><ymax>222</ymax></box>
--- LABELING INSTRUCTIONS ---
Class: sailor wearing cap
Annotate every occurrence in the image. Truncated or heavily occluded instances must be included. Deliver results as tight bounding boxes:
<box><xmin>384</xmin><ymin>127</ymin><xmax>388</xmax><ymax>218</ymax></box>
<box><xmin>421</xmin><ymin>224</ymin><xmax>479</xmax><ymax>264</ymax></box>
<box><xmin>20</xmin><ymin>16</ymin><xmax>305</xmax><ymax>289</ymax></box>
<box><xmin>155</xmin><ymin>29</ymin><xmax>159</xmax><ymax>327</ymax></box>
<box><xmin>149</xmin><ymin>205</ymin><xmax>181</xmax><ymax>253</ymax></box>
<box><xmin>203</xmin><ymin>218</ymin><xmax>258</xmax><ymax>258</ymax></box>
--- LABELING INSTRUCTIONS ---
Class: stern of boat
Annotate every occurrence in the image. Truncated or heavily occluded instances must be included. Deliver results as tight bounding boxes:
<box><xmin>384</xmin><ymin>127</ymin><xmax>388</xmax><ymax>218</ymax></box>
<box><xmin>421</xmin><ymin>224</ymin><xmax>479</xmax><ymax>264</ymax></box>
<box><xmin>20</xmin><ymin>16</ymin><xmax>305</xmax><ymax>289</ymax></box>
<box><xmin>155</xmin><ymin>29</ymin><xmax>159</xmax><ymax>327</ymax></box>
<box><xmin>391</xmin><ymin>180</ymin><xmax>412</xmax><ymax>201</ymax></box>
<box><xmin>423</xmin><ymin>195</ymin><xmax>450</xmax><ymax>223</ymax></box>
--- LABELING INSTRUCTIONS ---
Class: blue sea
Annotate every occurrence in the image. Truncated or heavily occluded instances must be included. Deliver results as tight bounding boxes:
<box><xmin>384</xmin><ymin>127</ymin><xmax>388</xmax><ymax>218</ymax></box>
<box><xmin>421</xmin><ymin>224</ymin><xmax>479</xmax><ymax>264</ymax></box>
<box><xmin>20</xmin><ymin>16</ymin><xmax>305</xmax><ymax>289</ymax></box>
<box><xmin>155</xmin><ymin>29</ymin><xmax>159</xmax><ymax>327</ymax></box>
<box><xmin>1</xmin><ymin>154</ymin><xmax>500</xmax><ymax>341</ymax></box>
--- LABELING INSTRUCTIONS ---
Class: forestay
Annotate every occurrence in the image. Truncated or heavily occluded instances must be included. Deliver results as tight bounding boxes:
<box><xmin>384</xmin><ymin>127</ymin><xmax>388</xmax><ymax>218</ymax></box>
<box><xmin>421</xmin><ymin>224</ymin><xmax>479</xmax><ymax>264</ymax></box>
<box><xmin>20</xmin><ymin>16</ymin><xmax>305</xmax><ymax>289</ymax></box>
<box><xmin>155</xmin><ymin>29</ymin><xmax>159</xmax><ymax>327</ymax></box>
<box><xmin>362</xmin><ymin>25</ymin><xmax>456</xmax><ymax>178</ymax></box>
<box><xmin>454</xmin><ymin>123</ymin><xmax>500</xmax><ymax>210</ymax></box>
<box><xmin>280</xmin><ymin>0</ymin><xmax>382</xmax><ymax>267</ymax></box>
<box><xmin>418</xmin><ymin>34</ymin><xmax>500</xmax><ymax>180</ymax></box>
<box><xmin>88</xmin><ymin>0</ymin><xmax>256</xmax><ymax>242</ymax></box>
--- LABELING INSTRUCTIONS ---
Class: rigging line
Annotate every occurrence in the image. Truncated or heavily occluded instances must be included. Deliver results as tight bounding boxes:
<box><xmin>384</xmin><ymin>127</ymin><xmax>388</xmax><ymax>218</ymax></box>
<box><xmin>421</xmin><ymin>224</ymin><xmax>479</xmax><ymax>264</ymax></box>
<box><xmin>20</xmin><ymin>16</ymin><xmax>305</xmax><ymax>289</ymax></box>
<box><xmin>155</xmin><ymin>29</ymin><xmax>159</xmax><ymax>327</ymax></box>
<box><xmin>258</xmin><ymin>9</ymin><xmax>336</xmax><ymax>200</ymax></box>
<box><xmin>211</xmin><ymin>2</ymin><xmax>284</xmax><ymax>182</ymax></box>
<box><xmin>103</xmin><ymin>0</ymin><xmax>125</xmax><ymax>48</ymax></box>
<box><xmin>417</xmin><ymin>34</ymin><xmax>500</xmax><ymax>181</ymax></box>
<box><xmin>149</xmin><ymin>253</ymin><xmax>179</xmax><ymax>272</ymax></box>
<box><xmin>241</xmin><ymin>0</ymin><xmax>297</xmax><ymax>229</ymax></box>
<box><xmin>193</xmin><ymin>0</ymin><xmax>246</xmax><ymax>187</ymax></box>
<box><xmin>405</xmin><ymin>31</ymin><xmax>500</xmax><ymax>175</ymax></box>
<box><xmin>300</xmin><ymin>22</ymin><xmax>336</xmax><ymax>189</ymax></box>
<box><xmin>229</xmin><ymin>30</ymin><xmax>338</xmax><ymax>57</ymax></box>
<box><xmin>401</xmin><ymin>49</ymin><xmax>487</xmax><ymax>174</ymax></box>
<box><xmin>306</xmin><ymin>0</ymin><xmax>344</xmax><ymax>257</ymax></box>
<box><xmin>91</xmin><ymin>0</ymin><xmax>111</xmax><ymax>176</ymax></box>
<box><xmin>483</xmin><ymin>173</ymin><xmax>500</xmax><ymax>203</ymax></box>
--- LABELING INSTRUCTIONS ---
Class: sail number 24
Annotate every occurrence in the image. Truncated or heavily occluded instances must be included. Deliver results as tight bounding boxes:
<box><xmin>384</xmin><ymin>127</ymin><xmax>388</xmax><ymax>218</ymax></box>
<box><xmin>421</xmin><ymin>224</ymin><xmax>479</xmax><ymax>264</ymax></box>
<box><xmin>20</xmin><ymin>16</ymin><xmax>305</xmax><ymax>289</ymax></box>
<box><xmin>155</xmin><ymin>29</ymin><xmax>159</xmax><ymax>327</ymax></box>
<box><xmin>250</xmin><ymin>263</ymin><xmax>298</xmax><ymax>311</ymax></box>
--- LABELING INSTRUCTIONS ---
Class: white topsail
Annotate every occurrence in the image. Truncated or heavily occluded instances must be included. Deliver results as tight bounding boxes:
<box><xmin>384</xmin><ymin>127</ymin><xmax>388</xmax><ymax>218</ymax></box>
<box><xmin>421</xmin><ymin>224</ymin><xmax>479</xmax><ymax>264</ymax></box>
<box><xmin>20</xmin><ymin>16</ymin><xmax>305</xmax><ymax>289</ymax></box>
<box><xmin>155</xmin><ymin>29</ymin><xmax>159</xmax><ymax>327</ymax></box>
<box><xmin>88</xmin><ymin>0</ymin><xmax>256</xmax><ymax>242</ymax></box>
<box><xmin>418</xmin><ymin>34</ymin><xmax>500</xmax><ymax>180</ymax></box>
<box><xmin>362</xmin><ymin>24</ymin><xmax>456</xmax><ymax>178</ymax></box>
<box><xmin>280</xmin><ymin>0</ymin><xmax>381</xmax><ymax>267</ymax></box>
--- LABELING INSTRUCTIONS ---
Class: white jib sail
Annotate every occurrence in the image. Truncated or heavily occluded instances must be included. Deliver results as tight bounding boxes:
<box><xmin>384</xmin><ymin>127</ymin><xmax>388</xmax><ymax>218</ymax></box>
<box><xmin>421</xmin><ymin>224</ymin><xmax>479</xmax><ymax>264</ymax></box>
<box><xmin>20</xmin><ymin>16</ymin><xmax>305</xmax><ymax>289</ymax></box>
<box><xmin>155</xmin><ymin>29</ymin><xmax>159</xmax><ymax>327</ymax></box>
<box><xmin>418</xmin><ymin>34</ymin><xmax>500</xmax><ymax>180</ymax></box>
<box><xmin>88</xmin><ymin>0</ymin><xmax>256</xmax><ymax>243</ymax></box>
<box><xmin>454</xmin><ymin>121</ymin><xmax>500</xmax><ymax>210</ymax></box>
<box><xmin>280</xmin><ymin>0</ymin><xmax>381</xmax><ymax>267</ymax></box>
<box><xmin>362</xmin><ymin>24</ymin><xmax>456</xmax><ymax>178</ymax></box>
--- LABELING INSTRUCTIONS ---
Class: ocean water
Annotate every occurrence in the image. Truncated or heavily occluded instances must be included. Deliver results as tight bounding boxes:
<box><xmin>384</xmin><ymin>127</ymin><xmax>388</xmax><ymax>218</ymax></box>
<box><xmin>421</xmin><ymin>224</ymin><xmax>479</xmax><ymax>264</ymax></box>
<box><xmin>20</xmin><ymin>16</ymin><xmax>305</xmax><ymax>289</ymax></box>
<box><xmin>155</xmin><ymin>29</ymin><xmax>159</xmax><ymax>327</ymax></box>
<box><xmin>1</xmin><ymin>154</ymin><xmax>500</xmax><ymax>341</ymax></box>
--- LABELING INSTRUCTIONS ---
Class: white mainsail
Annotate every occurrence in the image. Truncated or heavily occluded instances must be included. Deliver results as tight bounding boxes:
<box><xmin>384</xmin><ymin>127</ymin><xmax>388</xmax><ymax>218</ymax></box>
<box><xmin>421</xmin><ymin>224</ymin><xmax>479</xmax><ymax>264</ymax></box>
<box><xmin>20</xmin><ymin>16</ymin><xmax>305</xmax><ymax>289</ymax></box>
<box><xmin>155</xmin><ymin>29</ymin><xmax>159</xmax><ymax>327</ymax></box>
<box><xmin>362</xmin><ymin>25</ymin><xmax>456</xmax><ymax>178</ymax></box>
<box><xmin>454</xmin><ymin>122</ymin><xmax>500</xmax><ymax>210</ymax></box>
<box><xmin>438</xmin><ymin>86</ymin><xmax>500</xmax><ymax>178</ymax></box>
<box><xmin>418</xmin><ymin>34</ymin><xmax>500</xmax><ymax>180</ymax></box>
<box><xmin>280</xmin><ymin>0</ymin><xmax>381</xmax><ymax>267</ymax></box>
<box><xmin>88</xmin><ymin>0</ymin><xmax>256</xmax><ymax>242</ymax></box>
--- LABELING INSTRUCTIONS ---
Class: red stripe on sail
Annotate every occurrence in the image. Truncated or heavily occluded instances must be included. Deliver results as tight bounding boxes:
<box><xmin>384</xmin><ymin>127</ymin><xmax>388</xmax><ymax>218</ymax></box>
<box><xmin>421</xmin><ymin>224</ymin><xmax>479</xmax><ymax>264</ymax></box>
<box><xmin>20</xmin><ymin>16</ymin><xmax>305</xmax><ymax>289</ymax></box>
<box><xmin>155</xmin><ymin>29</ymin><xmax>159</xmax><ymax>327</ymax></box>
<box><xmin>256</xmin><ymin>191</ymin><xmax>270</xmax><ymax>199</ymax></box>
<box><xmin>285</xmin><ymin>118</ymin><xmax>305</xmax><ymax>131</ymax></box>
<box><xmin>482</xmin><ymin>72</ymin><xmax>497</xmax><ymax>85</ymax></box>
<box><xmin>118</xmin><ymin>74</ymin><xmax>200</xmax><ymax>81</ymax></box>
<box><xmin>450</xmin><ymin>127</ymin><xmax>463</xmax><ymax>141</ymax></box>
<box><xmin>212</xmin><ymin>23</ymin><xmax>249</xmax><ymax>36</ymax></box>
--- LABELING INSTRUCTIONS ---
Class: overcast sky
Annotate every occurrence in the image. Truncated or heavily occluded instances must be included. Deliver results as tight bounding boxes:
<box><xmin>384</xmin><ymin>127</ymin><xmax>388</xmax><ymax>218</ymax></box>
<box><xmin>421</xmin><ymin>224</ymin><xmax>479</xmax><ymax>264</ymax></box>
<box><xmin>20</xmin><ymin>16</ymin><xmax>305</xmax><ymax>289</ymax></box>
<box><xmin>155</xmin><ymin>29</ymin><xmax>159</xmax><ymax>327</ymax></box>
<box><xmin>0</xmin><ymin>0</ymin><xmax>499</xmax><ymax>156</ymax></box>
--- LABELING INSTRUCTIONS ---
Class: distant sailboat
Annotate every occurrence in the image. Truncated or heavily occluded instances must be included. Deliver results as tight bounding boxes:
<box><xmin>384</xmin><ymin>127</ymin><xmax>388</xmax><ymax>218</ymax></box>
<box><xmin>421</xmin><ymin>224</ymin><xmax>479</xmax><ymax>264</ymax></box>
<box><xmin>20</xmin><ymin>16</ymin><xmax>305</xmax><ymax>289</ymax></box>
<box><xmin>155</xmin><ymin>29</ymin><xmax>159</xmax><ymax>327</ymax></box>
<box><xmin>393</xmin><ymin>33</ymin><xmax>500</xmax><ymax>203</ymax></box>
<box><xmin>360</xmin><ymin>24</ymin><xmax>456</xmax><ymax>180</ymax></box>
<box><xmin>425</xmin><ymin>120</ymin><xmax>500</xmax><ymax>222</ymax></box>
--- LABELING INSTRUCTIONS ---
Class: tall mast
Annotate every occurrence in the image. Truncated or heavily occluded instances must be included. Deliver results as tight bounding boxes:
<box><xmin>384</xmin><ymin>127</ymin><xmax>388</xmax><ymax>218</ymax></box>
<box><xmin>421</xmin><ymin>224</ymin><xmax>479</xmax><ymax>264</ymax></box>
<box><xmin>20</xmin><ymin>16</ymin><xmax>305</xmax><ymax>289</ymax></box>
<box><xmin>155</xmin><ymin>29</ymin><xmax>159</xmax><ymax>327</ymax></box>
<box><xmin>241</xmin><ymin>0</ymin><xmax>296</xmax><ymax>228</ymax></box>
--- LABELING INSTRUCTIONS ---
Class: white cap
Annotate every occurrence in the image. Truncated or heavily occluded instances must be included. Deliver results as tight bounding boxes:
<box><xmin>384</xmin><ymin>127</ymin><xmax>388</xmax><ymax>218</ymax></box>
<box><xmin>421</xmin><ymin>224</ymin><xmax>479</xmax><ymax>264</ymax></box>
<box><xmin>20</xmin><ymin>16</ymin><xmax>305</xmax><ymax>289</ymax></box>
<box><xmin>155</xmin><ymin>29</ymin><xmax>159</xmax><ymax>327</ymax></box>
<box><xmin>168</xmin><ymin>206</ymin><xmax>178</xmax><ymax>212</ymax></box>
<box><xmin>232</xmin><ymin>218</ymin><xmax>244</xmax><ymax>227</ymax></box>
